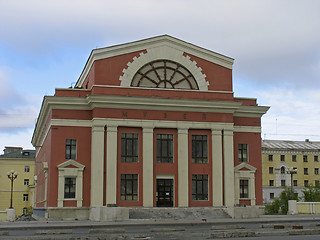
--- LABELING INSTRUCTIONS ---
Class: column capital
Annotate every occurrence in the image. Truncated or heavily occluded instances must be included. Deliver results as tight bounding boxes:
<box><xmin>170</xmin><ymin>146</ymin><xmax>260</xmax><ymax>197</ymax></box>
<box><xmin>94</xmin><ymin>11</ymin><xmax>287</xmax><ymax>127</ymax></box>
<box><xmin>178</xmin><ymin>128</ymin><xmax>188</xmax><ymax>135</ymax></box>
<box><xmin>223</xmin><ymin>129</ymin><xmax>234</xmax><ymax>136</ymax></box>
<box><xmin>143</xmin><ymin>126</ymin><xmax>154</xmax><ymax>134</ymax></box>
<box><xmin>106</xmin><ymin>125</ymin><xmax>118</xmax><ymax>133</ymax></box>
<box><xmin>211</xmin><ymin>129</ymin><xmax>222</xmax><ymax>136</ymax></box>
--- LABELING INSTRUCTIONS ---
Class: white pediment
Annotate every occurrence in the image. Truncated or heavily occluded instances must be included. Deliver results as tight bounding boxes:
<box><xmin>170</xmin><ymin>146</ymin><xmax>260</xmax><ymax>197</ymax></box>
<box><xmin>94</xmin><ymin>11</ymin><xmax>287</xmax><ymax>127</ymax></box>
<box><xmin>57</xmin><ymin>160</ymin><xmax>85</xmax><ymax>170</ymax></box>
<box><xmin>234</xmin><ymin>162</ymin><xmax>257</xmax><ymax>172</ymax></box>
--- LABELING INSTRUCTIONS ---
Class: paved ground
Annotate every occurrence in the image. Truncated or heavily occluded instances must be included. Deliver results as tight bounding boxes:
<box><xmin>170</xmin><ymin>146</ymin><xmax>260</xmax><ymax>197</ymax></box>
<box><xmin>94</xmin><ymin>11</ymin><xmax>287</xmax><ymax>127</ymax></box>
<box><xmin>1</xmin><ymin>214</ymin><xmax>320</xmax><ymax>239</ymax></box>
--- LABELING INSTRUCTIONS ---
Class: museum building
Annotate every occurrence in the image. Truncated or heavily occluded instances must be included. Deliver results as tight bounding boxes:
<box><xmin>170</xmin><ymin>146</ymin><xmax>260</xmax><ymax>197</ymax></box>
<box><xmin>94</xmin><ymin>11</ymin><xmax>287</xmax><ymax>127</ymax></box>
<box><xmin>32</xmin><ymin>35</ymin><xmax>269</xmax><ymax>217</ymax></box>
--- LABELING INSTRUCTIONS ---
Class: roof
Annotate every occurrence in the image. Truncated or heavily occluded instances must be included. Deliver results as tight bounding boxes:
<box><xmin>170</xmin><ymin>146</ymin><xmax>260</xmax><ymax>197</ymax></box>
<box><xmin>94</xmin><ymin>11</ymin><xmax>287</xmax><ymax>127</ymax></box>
<box><xmin>0</xmin><ymin>149</ymin><xmax>36</xmax><ymax>159</ymax></box>
<box><xmin>262</xmin><ymin>140</ymin><xmax>320</xmax><ymax>151</ymax></box>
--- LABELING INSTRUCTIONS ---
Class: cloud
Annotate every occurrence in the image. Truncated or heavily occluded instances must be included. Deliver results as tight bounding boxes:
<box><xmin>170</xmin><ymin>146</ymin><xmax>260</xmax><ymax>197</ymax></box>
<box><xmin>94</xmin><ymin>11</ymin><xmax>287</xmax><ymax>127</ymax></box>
<box><xmin>0</xmin><ymin>128</ymin><xmax>34</xmax><ymax>151</ymax></box>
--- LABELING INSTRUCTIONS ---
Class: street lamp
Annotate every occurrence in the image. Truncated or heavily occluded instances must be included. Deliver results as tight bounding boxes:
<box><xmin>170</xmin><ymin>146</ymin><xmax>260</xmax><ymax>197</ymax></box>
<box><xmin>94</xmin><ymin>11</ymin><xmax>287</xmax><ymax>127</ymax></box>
<box><xmin>287</xmin><ymin>167</ymin><xmax>297</xmax><ymax>200</ymax></box>
<box><xmin>7</xmin><ymin>170</ymin><xmax>18</xmax><ymax>209</ymax></box>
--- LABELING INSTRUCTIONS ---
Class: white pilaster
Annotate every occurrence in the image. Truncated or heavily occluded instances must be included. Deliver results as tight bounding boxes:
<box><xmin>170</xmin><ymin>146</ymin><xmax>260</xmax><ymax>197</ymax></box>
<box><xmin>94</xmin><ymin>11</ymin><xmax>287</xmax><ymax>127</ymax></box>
<box><xmin>178</xmin><ymin>128</ymin><xmax>189</xmax><ymax>207</ymax></box>
<box><xmin>143</xmin><ymin>127</ymin><xmax>154</xmax><ymax>207</ymax></box>
<box><xmin>250</xmin><ymin>172</ymin><xmax>256</xmax><ymax>206</ymax></box>
<box><xmin>106</xmin><ymin>125</ymin><xmax>118</xmax><ymax>205</ymax></box>
<box><xmin>223</xmin><ymin>129</ymin><xmax>235</xmax><ymax>207</ymax></box>
<box><xmin>211</xmin><ymin>129</ymin><xmax>223</xmax><ymax>206</ymax></box>
<box><xmin>91</xmin><ymin>123</ymin><xmax>105</xmax><ymax>207</ymax></box>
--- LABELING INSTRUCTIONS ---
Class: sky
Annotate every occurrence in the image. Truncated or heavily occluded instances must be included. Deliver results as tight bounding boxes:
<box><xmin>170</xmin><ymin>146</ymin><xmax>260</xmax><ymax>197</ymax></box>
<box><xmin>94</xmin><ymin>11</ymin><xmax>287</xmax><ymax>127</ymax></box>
<box><xmin>1</xmin><ymin>0</ymin><xmax>320</xmax><ymax>151</ymax></box>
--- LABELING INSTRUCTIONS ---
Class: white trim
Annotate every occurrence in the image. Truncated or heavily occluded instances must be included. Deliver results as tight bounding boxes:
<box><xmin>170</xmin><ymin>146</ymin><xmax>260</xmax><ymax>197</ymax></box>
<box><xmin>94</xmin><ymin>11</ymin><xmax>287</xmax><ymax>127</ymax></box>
<box><xmin>119</xmin><ymin>45</ymin><xmax>208</xmax><ymax>90</ymax></box>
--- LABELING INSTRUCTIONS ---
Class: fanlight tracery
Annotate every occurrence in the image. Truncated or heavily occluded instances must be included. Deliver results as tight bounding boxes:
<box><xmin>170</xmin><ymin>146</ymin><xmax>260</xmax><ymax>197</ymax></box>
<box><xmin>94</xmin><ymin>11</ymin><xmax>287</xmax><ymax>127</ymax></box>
<box><xmin>131</xmin><ymin>60</ymin><xmax>199</xmax><ymax>90</ymax></box>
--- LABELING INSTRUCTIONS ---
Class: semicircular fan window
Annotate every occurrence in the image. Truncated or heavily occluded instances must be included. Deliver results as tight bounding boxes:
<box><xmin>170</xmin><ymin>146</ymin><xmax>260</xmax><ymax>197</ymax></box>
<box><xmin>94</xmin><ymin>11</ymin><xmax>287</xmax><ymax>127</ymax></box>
<box><xmin>131</xmin><ymin>60</ymin><xmax>199</xmax><ymax>90</ymax></box>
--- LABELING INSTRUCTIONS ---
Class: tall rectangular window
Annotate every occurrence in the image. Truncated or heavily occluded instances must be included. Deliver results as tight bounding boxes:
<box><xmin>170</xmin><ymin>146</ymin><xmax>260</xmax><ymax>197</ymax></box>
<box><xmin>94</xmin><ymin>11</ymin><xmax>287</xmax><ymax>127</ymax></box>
<box><xmin>24</xmin><ymin>179</ymin><xmax>29</xmax><ymax>186</ymax></box>
<box><xmin>192</xmin><ymin>135</ymin><xmax>208</xmax><ymax>164</ymax></box>
<box><xmin>156</xmin><ymin>134</ymin><xmax>173</xmax><ymax>163</ymax></box>
<box><xmin>314</xmin><ymin>156</ymin><xmax>319</xmax><ymax>162</ymax></box>
<box><xmin>304</xmin><ymin>180</ymin><xmax>309</xmax><ymax>187</ymax></box>
<box><xmin>293</xmin><ymin>180</ymin><xmax>298</xmax><ymax>186</ymax></box>
<box><xmin>240</xmin><ymin>180</ymin><xmax>249</xmax><ymax>198</ymax></box>
<box><xmin>268</xmin><ymin>155</ymin><xmax>273</xmax><ymax>161</ymax></box>
<box><xmin>269</xmin><ymin>167</ymin><xmax>273</xmax><ymax>174</ymax></box>
<box><xmin>269</xmin><ymin>180</ymin><xmax>274</xmax><ymax>186</ymax></box>
<box><xmin>66</xmin><ymin>139</ymin><xmax>77</xmax><ymax>159</ymax></box>
<box><xmin>315</xmin><ymin>168</ymin><xmax>319</xmax><ymax>175</ymax></box>
<box><xmin>238</xmin><ymin>144</ymin><xmax>248</xmax><ymax>162</ymax></box>
<box><xmin>303</xmin><ymin>155</ymin><xmax>308</xmax><ymax>162</ymax></box>
<box><xmin>281</xmin><ymin>155</ymin><xmax>285</xmax><ymax>161</ymax></box>
<box><xmin>292</xmin><ymin>155</ymin><xmax>297</xmax><ymax>162</ymax></box>
<box><xmin>23</xmin><ymin>194</ymin><xmax>29</xmax><ymax>202</ymax></box>
<box><xmin>281</xmin><ymin>180</ymin><xmax>286</xmax><ymax>186</ymax></box>
<box><xmin>316</xmin><ymin>180</ymin><xmax>320</xmax><ymax>187</ymax></box>
<box><xmin>24</xmin><ymin>166</ymin><xmax>30</xmax><ymax>172</ymax></box>
<box><xmin>121</xmin><ymin>174</ymin><xmax>138</xmax><ymax>201</ymax></box>
<box><xmin>270</xmin><ymin>193</ymin><xmax>274</xmax><ymax>199</ymax></box>
<box><xmin>192</xmin><ymin>175</ymin><xmax>208</xmax><ymax>200</ymax></box>
<box><xmin>304</xmin><ymin>168</ymin><xmax>309</xmax><ymax>175</ymax></box>
<box><xmin>64</xmin><ymin>177</ymin><xmax>76</xmax><ymax>198</ymax></box>
<box><xmin>121</xmin><ymin>133</ymin><xmax>139</xmax><ymax>162</ymax></box>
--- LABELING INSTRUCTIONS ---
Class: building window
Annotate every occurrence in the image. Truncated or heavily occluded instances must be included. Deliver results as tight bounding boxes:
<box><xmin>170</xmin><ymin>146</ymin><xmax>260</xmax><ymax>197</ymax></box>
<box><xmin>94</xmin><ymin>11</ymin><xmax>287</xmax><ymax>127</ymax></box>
<box><xmin>269</xmin><ymin>167</ymin><xmax>273</xmax><ymax>174</ymax></box>
<box><xmin>304</xmin><ymin>180</ymin><xmax>309</xmax><ymax>187</ymax></box>
<box><xmin>23</xmin><ymin>194</ymin><xmax>29</xmax><ymax>202</ymax></box>
<box><xmin>269</xmin><ymin>180</ymin><xmax>274</xmax><ymax>186</ymax></box>
<box><xmin>192</xmin><ymin>175</ymin><xmax>208</xmax><ymax>200</ymax></box>
<box><xmin>292</xmin><ymin>155</ymin><xmax>297</xmax><ymax>162</ymax></box>
<box><xmin>24</xmin><ymin>166</ymin><xmax>30</xmax><ymax>172</ymax></box>
<box><xmin>315</xmin><ymin>180</ymin><xmax>320</xmax><ymax>187</ymax></box>
<box><xmin>280</xmin><ymin>166</ymin><xmax>286</xmax><ymax>174</ymax></box>
<box><xmin>192</xmin><ymin>135</ymin><xmax>208</xmax><ymax>164</ymax></box>
<box><xmin>281</xmin><ymin>155</ymin><xmax>285</xmax><ymax>162</ymax></box>
<box><xmin>64</xmin><ymin>177</ymin><xmax>76</xmax><ymax>199</ymax></box>
<box><xmin>24</xmin><ymin>179</ymin><xmax>29</xmax><ymax>186</ymax></box>
<box><xmin>121</xmin><ymin>133</ymin><xmax>139</xmax><ymax>162</ymax></box>
<box><xmin>238</xmin><ymin>144</ymin><xmax>248</xmax><ymax>162</ymax></box>
<box><xmin>303</xmin><ymin>155</ymin><xmax>308</xmax><ymax>162</ymax></box>
<box><xmin>304</xmin><ymin>168</ymin><xmax>308</xmax><ymax>175</ymax></box>
<box><xmin>121</xmin><ymin>174</ymin><xmax>138</xmax><ymax>201</ymax></box>
<box><xmin>156</xmin><ymin>134</ymin><xmax>173</xmax><ymax>163</ymax></box>
<box><xmin>240</xmin><ymin>179</ymin><xmax>249</xmax><ymax>199</ymax></box>
<box><xmin>268</xmin><ymin>155</ymin><xmax>273</xmax><ymax>161</ymax></box>
<box><xmin>281</xmin><ymin>180</ymin><xmax>286</xmax><ymax>187</ymax></box>
<box><xmin>315</xmin><ymin>156</ymin><xmax>319</xmax><ymax>162</ymax></box>
<box><xmin>293</xmin><ymin>180</ymin><xmax>298</xmax><ymax>186</ymax></box>
<box><xmin>270</xmin><ymin>193</ymin><xmax>274</xmax><ymax>199</ymax></box>
<box><xmin>315</xmin><ymin>168</ymin><xmax>319</xmax><ymax>175</ymax></box>
<box><xmin>65</xmin><ymin>139</ymin><xmax>77</xmax><ymax>159</ymax></box>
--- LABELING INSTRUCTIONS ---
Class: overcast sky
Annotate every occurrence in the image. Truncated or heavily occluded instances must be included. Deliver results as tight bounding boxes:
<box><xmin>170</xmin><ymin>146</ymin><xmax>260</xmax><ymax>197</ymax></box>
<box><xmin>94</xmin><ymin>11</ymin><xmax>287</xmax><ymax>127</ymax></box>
<box><xmin>1</xmin><ymin>0</ymin><xmax>320</xmax><ymax>151</ymax></box>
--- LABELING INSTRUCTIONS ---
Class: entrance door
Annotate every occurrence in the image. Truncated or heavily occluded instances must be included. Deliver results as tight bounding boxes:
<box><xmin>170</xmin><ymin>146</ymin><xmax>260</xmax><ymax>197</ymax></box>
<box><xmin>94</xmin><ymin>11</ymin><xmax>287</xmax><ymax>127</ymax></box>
<box><xmin>156</xmin><ymin>179</ymin><xmax>173</xmax><ymax>207</ymax></box>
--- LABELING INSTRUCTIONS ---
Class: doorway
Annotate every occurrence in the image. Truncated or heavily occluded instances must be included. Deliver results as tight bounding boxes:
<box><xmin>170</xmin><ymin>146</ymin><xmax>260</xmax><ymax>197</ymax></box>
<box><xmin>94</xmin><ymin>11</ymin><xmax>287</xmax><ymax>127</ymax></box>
<box><xmin>156</xmin><ymin>179</ymin><xmax>173</xmax><ymax>207</ymax></box>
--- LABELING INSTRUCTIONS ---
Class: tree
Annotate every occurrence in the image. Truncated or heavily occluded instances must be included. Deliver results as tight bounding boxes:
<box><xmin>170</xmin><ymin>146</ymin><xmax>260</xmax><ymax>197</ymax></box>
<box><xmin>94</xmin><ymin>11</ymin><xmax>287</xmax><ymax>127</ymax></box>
<box><xmin>303</xmin><ymin>185</ymin><xmax>320</xmax><ymax>202</ymax></box>
<box><xmin>265</xmin><ymin>187</ymin><xmax>298</xmax><ymax>215</ymax></box>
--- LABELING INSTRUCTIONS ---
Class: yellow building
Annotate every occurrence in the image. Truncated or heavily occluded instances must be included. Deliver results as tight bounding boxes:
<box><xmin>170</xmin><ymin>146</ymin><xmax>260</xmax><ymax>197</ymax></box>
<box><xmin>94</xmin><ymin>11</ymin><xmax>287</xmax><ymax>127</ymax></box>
<box><xmin>262</xmin><ymin>140</ymin><xmax>320</xmax><ymax>202</ymax></box>
<box><xmin>0</xmin><ymin>147</ymin><xmax>36</xmax><ymax>216</ymax></box>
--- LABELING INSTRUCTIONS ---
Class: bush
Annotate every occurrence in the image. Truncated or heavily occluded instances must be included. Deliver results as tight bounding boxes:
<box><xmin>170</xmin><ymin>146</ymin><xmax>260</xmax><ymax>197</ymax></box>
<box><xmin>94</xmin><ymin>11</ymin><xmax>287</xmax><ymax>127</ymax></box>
<box><xmin>265</xmin><ymin>187</ymin><xmax>298</xmax><ymax>215</ymax></box>
<box><xmin>303</xmin><ymin>185</ymin><xmax>320</xmax><ymax>202</ymax></box>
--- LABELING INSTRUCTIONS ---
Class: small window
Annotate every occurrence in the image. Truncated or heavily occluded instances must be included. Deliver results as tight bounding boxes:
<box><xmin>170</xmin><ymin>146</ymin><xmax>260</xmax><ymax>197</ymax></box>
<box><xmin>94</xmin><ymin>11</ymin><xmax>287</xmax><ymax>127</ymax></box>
<box><xmin>269</xmin><ymin>180</ymin><xmax>274</xmax><ymax>186</ymax></box>
<box><xmin>292</xmin><ymin>155</ymin><xmax>297</xmax><ymax>162</ymax></box>
<box><xmin>315</xmin><ymin>156</ymin><xmax>319</xmax><ymax>162</ymax></box>
<box><xmin>315</xmin><ymin>168</ymin><xmax>319</xmax><ymax>175</ymax></box>
<box><xmin>304</xmin><ymin>168</ymin><xmax>308</xmax><ymax>175</ymax></box>
<box><xmin>66</xmin><ymin>139</ymin><xmax>77</xmax><ymax>160</ymax></box>
<box><xmin>192</xmin><ymin>135</ymin><xmax>208</xmax><ymax>164</ymax></box>
<box><xmin>121</xmin><ymin>174</ymin><xmax>138</xmax><ymax>201</ymax></box>
<box><xmin>303</xmin><ymin>155</ymin><xmax>308</xmax><ymax>162</ymax></box>
<box><xmin>281</xmin><ymin>155</ymin><xmax>285</xmax><ymax>162</ymax></box>
<box><xmin>304</xmin><ymin>180</ymin><xmax>309</xmax><ymax>187</ymax></box>
<box><xmin>23</xmin><ymin>194</ymin><xmax>29</xmax><ymax>202</ymax></box>
<box><xmin>121</xmin><ymin>133</ymin><xmax>139</xmax><ymax>162</ymax></box>
<box><xmin>156</xmin><ymin>134</ymin><xmax>173</xmax><ymax>163</ymax></box>
<box><xmin>238</xmin><ymin>144</ymin><xmax>248</xmax><ymax>162</ymax></box>
<box><xmin>192</xmin><ymin>174</ymin><xmax>209</xmax><ymax>200</ymax></box>
<box><xmin>64</xmin><ymin>177</ymin><xmax>76</xmax><ymax>199</ymax></box>
<box><xmin>281</xmin><ymin>180</ymin><xmax>286</xmax><ymax>187</ymax></box>
<box><xmin>269</xmin><ymin>167</ymin><xmax>273</xmax><ymax>174</ymax></box>
<box><xmin>24</xmin><ymin>179</ymin><xmax>29</xmax><ymax>186</ymax></box>
<box><xmin>293</xmin><ymin>180</ymin><xmax>298</xmax><ymax>186</ymax></box>
<box><xmin>240</xmin><ymin>179</ymin><xmax>249</xmax><ymax>199</ymax></box>
<box><xmin>268</xmin><ymin>155</ymin><xmax>273</xmax><ymax>161</ymax></box>
<box><xmin>23</xmin><ymin>151</ymin><xmax>30</xmax><ymax>156</ymax></box>
<box><xmin>24</xmin><ymin>166</ymin><xmax>30</xmax><ymax>173</ymax></box>
<box><xmin>270</xmin><ymin>193</ymin><xmax>274</xmax><ymax>199</ymax></box>
<box><xmin>280</xmin><ymin>166</ymin><xmax>286</xmax><ymax>174</ymax></box>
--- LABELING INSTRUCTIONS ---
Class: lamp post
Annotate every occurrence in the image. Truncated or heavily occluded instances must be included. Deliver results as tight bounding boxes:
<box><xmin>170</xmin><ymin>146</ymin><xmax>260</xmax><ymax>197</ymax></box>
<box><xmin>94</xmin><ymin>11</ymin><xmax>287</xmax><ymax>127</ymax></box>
<box><xmin>287</xmin><ymin>167</ymin><xmax>297</xmax><ymax>200</ymax></box>
<box><xmin>7</xmin><ymin>170</ymin><xmax>18</xmax><ymax>209</ymax></box>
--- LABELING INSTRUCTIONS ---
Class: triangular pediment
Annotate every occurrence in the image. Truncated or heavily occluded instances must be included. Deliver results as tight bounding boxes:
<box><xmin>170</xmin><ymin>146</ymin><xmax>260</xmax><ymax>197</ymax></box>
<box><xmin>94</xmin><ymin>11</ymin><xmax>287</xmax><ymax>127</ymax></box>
<box><xmin>234</xmin><ymin>162</ymin><xmax>257</xmax><ymax>172</ymax></box>
<box><xmin>76</xmin><ymin>35</ymin><xmax>234</xmax><ymax>88</ymax></box>
<box><xmin>57</xmin><ymin>160</ymin><xmax>85</xmax><ymax>170</ymax></box>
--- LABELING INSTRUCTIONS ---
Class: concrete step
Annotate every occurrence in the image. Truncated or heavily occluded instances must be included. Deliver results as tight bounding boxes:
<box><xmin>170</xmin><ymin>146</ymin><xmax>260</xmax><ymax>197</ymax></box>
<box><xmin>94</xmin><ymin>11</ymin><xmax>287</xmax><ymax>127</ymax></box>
<box><xmin>129</xmin><ymin>207</ymin><xmax>231</xmax><ymax>220</ymax></box>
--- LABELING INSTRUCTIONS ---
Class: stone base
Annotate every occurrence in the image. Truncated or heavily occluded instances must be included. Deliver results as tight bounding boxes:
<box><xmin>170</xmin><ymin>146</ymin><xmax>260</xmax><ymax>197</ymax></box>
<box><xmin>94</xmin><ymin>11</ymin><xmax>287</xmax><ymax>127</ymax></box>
<box><xmin>33</xmin><ymin>207</ymin><xmax>89</xmax><ymax>220</ymax></box>
<box><xmin>232</xmin><ymin>205</ymin><xmax>265</xmax><ymax>219</ymax></box>
<box><xmin>288</xmin><ymin>200</ymin><xmax>298</xmax><ymax>215</ymax></box>
<box><xmin>6</xmin><ymin>208</ymin><xmax>16</xmax><ymax>222</ymax></box>
<box><xmin>90</xmin><ymin>207</ymin><xmax>129</xmax><ymax>221</ymax></box>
